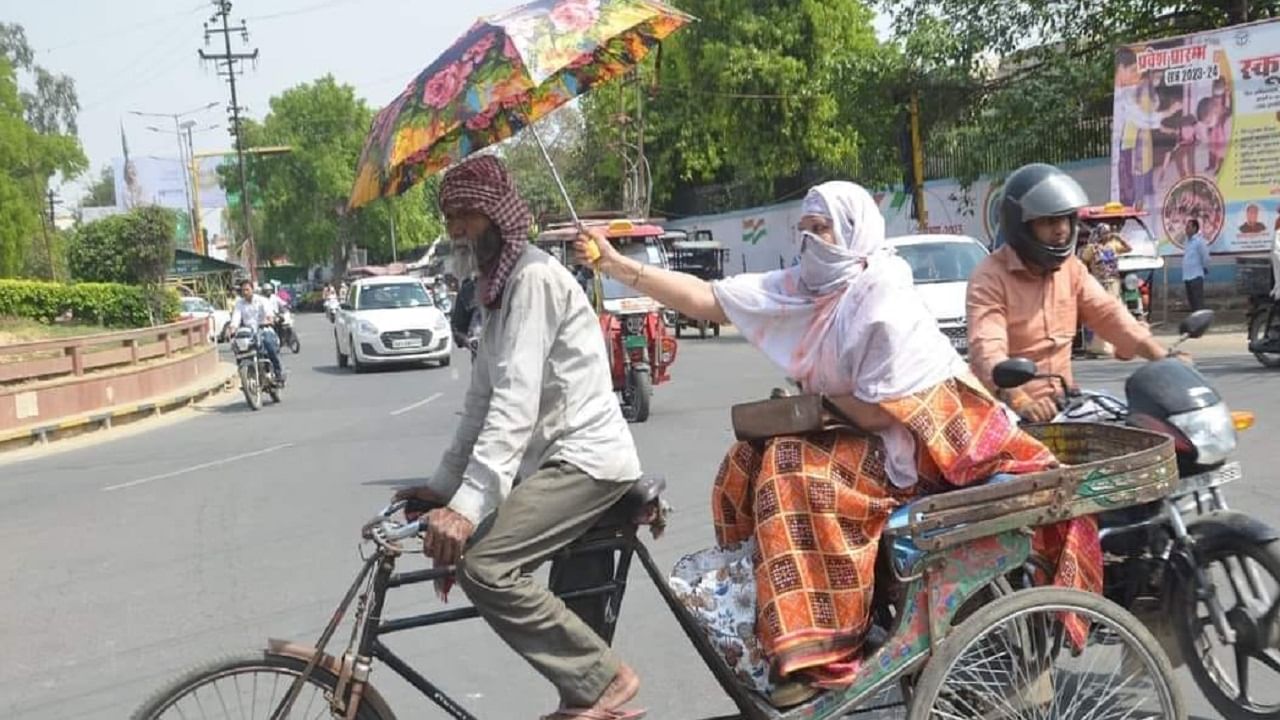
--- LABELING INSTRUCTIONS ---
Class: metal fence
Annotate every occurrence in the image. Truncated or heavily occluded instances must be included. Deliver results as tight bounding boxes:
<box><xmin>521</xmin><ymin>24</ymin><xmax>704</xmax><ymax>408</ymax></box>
<box><xmin>924</xmin><ymin>116</ymin><xmax>1112</xmax><ymax>181</ymax></box>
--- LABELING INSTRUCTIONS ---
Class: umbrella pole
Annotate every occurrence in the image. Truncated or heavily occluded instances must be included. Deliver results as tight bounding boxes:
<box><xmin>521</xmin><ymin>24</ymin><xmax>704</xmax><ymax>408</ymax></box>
<box><xmin>529</xmin><ymin>126</ymin><xmax>604</xmax><ymax>313</ymax></box>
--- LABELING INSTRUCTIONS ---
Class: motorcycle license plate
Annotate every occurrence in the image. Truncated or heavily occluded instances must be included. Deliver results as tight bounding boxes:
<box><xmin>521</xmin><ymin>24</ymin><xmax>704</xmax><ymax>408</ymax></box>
<box><xmin>624</xmin><ymin>335</ymin><xmax>647</xmax><ymax>350</ymax></box>
<box><xmin>392</xmin><ymin>338</ymin><xmax>423</xmax><ymax>349</ymax></box>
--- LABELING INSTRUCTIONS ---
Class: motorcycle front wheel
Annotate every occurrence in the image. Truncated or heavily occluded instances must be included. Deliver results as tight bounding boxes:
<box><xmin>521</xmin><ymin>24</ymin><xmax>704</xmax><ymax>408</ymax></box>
<box><xmin>1248</xmin><ymin>307</ymin><xmax>1280</xmax><ymax>368</ymax></box>
<box><xmin>288</xmin><ymin>334</ymin><xmax>301</xmax><ymax>353</ymax></box>
<box><xmin>239</xmin><ymin>365</ymin><xmax>262</xmax><ymax>411</ymax></box>
<box><xmin>621</xmin><ymin>368</ymin><xmax>651</xmax><ymax>423</ymax></box>
<box><xmin>1176</xmin><ymin>536</ymin><xmax>1280</xmax><ymax>719</ymax></box>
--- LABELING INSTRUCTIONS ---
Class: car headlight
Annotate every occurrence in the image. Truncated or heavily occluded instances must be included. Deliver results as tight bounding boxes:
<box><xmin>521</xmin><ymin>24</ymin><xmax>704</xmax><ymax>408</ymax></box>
<box><xmin>357</xmin><ymin>319</ymin><xmax>379</xmax><ymax>336</ymax></box>
<box><xmin>433</xmin><ymin>314</ymin><xmax>450</xmax><ymax>331</ymax></box>
<box><xmin>1168</xmin><ymin>402</ymin><xmax>1237</xmax><ymax>466</ymax></box>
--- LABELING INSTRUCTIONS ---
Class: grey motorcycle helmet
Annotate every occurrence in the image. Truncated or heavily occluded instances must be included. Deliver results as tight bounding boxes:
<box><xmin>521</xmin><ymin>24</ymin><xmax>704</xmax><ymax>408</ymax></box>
<box><xmin>1000</xmin><ymin>163</ymin><xmax>1090</xmax><ymax>271</ymax></box>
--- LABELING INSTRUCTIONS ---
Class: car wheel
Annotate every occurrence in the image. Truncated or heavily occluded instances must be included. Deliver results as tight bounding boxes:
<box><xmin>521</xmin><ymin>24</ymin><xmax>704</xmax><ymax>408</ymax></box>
<box><xmin>350</xmin><ymin>336</ymin><xmax>365</xmax><ymax>374</ymax></box>
<box><xmin>335</xmin><ymin>333</ymin><xmax>348</xmax><ymax>368</ymax></box>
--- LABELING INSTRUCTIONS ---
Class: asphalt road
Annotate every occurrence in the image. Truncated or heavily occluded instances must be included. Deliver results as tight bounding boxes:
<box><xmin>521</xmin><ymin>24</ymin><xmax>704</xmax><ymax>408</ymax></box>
<box><xmin>0</xmin><ymin>314</ymin><xmax>1276</xmax><ymax>720</ymax></box>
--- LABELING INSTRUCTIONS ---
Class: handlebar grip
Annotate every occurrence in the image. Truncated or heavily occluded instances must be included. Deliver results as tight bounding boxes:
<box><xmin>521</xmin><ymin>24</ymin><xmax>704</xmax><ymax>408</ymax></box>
<box><xmin>404</xmin><ymin>497</ymin><xmax>444</xmax><ymax>515</ymax></box>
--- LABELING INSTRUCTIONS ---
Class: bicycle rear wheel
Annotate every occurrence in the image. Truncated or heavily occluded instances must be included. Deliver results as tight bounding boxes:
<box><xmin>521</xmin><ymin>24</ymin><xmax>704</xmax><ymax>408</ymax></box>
<box><xmin>132</xmin><ymin>651</ymin><xmax>394</xmax><ymax>720</ymax></box>
<box><xmin>908</xmin><ymin>587</ymin><xmax>1185</xmax><ymax>720</ymax></box>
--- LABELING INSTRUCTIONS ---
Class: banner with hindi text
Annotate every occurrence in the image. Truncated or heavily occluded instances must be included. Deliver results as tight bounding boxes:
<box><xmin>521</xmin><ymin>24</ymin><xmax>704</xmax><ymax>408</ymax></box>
<box><xmin>1110</xmin><ymin>18</ymin><xmax>1280</xmax><ymax>256</ymax></box>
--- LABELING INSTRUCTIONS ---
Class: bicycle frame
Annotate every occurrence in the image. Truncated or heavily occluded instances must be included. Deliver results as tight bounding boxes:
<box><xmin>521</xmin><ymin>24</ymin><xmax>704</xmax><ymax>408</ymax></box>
<box><xmin>269</xmin><ymin>518</ymin><xmax>1032</xmax><ymax>720</ymax></box>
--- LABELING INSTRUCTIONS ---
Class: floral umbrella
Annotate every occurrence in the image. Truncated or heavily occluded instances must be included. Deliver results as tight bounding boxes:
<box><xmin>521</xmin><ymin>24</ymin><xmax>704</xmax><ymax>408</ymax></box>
<box><xmin>348</xmin><ymin>0</ymin><xmax>693</xmax><ymax>210</ymax></box>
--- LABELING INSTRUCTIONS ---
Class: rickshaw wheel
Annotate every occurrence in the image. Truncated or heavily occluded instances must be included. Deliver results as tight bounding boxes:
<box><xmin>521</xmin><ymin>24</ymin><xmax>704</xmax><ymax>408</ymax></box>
<box><xmin>907</xmin><ymin>587</ymin><xmax>1185</xmax><ymax>720</ymax></box>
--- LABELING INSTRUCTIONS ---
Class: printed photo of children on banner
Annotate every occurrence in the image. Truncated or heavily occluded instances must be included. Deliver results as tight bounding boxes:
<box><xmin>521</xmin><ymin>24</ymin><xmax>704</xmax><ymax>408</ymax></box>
<box><xmin>1111</xmin><ymin>18</ymin><xmax>1280</xmax><ymax>256</ymax></box>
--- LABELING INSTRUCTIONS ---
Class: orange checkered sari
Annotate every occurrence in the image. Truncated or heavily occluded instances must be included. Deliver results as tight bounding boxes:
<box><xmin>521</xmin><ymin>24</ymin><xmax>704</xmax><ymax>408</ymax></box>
<box><xmin>713</xmin><ymin>375</ymin><xmax>1101</xmax><ymax>686</ymax></box>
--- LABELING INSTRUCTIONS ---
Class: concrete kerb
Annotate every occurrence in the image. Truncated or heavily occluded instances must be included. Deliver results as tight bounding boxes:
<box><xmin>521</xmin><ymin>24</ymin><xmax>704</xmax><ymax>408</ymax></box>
<box><xmin>0</xmin><ymin>362</ymin><xmax>238</xmax><ymax>453</ymax></box>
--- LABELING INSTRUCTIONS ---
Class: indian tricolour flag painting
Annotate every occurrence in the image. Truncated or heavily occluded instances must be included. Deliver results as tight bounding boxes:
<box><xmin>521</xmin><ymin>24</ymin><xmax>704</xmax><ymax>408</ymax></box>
<box><xmin>742</xmin><ymin>217</ymin><xmax>767</xmax><ymax>245</ymax></box>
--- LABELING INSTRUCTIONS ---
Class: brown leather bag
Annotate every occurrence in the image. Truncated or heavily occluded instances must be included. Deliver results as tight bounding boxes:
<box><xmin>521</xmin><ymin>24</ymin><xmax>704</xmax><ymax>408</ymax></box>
<box><xmin>730</xmin><ymin>394</ymin><xmax>849</xmax><ymax>441</ymax></box>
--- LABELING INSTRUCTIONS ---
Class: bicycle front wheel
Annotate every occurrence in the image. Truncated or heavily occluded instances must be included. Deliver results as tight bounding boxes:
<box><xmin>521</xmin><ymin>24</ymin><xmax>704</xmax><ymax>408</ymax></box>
<box><xmin>908</xmin><ymin>586</ymin><xmax>1185</xmax><ymax>720</ymax></box>
<box><xmin>132</xmin><ymin>651</ymin><xmax>395</xmax><ymax>720</ymax></box>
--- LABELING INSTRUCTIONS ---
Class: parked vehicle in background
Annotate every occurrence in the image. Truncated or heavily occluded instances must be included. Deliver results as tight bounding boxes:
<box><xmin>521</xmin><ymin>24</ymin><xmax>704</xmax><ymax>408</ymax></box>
<box><xmin>1078</xmin><ymin>202</ymin><xmax>1165</xmax><ymax>324</ymax></box>
<box><xmin>179</xmin><ymin>296</ymin><xmax>231</xmax><ymax>344</ymax></box>
<box><xmin>888</xmin><ymin>233</ymin><xmax>988</xmax><ymax>356</ymax></box>
<box><xmin>665</xmin><ymin>229</ymin><xmax>729</xmax><ymax>339</ymax></box>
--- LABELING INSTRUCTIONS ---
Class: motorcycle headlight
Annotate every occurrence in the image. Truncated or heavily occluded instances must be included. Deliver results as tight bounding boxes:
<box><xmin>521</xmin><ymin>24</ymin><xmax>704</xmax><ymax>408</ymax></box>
<box><xmin>233</xmin><ymin>336</ymin><xmax>252</xmax><ymax>352</ymax></box>
<box><xmin>357</xmin><ymin>320</ymin><xmax>379</xmax><ymax>336</ymax></box>
<box><xmin>1168</xmin><ymin>402</ymin><xmax>1237</xmax><ymax>466</ymax></box>
<box><xmin>1124</xmin><ymin>274</ymin><xmax>1143</xmax><ymax>291</ymax></box>
<box><xmin>624</xmin><ymin>315</ymin><xmax>646</xmax><ymax>335</ymax></box>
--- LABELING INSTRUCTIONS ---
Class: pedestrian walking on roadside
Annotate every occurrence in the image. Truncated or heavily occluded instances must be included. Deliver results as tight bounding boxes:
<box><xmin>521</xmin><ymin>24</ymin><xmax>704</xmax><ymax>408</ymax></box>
<box><xmin>1182</xmin><ymin>218</ymin><xmax>1211</xmax><ymax>312</ymax></box>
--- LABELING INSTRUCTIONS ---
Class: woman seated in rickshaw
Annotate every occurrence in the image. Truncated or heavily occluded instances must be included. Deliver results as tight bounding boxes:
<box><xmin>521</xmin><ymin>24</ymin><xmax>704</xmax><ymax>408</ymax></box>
<box><xmin>576</xmin><ymin>182</ymin><xmax>1100</xmax><ymax>696</ymax></box>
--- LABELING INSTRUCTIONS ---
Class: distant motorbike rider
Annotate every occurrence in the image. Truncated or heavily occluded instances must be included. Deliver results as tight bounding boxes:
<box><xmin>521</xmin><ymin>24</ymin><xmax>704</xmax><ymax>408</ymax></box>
<box><xmin>229</xmin><ymin>279</ymin><xmax>286</xmax><ymax>384</ymax></box>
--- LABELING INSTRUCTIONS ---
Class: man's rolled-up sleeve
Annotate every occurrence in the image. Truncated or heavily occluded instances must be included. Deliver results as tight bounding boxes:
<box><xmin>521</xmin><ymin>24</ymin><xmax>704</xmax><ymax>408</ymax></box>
<box><xmin>448</xmin><ymin>269</ymin><xmax>558</xmax><ymax>525</ymax></box>
<box><xmin>1079</xmin><ymin>271</ymin><xmax>1151</xmax><ymax>359</ymax></box>
<box><xmin>966</xmin><ymin>265</ymin><xmax>1009</xmax><ymax>393</ymax></box>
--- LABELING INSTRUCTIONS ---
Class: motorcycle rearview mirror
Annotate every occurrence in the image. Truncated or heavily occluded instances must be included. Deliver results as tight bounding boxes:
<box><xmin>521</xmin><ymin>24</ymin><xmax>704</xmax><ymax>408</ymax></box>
<box><xmin>992</xmin><ymin>358</ymin><xmax>1039</xmax><ymax>389</ymax></box>
<box><xmin>1179</xmin><ymin>309</ymin><xmax>1215</xmax><ymax>340</ymax></box>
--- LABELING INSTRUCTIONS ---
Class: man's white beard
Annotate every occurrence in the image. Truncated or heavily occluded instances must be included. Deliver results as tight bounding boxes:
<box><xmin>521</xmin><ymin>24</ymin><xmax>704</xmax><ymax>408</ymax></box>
<box><xmin>451</xmin><ymin>239</ymin><xmax>478</xmax><ymax>279</ymax></box>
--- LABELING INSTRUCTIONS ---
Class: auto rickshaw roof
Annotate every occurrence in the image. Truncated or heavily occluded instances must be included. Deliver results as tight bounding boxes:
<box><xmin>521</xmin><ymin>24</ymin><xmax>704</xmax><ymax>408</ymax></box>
<box><xmin>1080</xmin><ymin>202</ymin><xmax>1149</xmax><ymax>220</ymax></box>
<box><xmin>538</xmin><ymin>219</ymin><xmax>666</xmax><ymax>241</ymax></box>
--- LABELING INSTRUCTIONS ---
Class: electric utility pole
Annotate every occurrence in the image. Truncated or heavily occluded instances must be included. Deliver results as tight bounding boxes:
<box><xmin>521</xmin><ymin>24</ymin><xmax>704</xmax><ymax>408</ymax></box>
<box><xmin>199</xmin><ymin>0</ymin><xmax>260</xmax><ymax>281</ymax></box>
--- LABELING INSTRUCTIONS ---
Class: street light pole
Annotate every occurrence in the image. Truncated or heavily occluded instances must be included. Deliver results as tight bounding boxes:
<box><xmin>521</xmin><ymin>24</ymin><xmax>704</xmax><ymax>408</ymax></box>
<box><xmin>130</xmin><ymin>102</ymin><xmax>218</xmax><ymax>248</ymax></box>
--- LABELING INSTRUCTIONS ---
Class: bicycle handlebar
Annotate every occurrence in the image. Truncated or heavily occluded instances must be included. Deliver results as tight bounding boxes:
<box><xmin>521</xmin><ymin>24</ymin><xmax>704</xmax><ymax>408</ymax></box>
<box><xmin>362</xmin><ymin>500</ymin><xmax>428</xmax><ymax>546</ymax></box>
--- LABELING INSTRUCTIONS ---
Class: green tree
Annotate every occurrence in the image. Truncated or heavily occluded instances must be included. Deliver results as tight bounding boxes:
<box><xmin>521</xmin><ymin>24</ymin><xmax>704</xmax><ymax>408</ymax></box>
<box><xmin>80</xmin><ymin>165</ymin><xmax>116</xmax><ymax>207</ymax></box>
<box><xmin>498</xmin><ymin>107</ymin><xmax>597</xmax><ymax>224</ymax></box>
<box><xmin>219</xmin><ymin>76</ymin><xmax>444</xmax><ymax>272</ymax></box>
<box><xmin>68</xmin><ymin>214</ymin><xmax>130</xmax><ymax>283</ymax></box>
<box><xmin>0</xmin><ymin>25</ymin><xmax>86</xmax><ymax>278</ymax></box>
<box><xmin>67</xmin><ymin>206</ymin><xmax>176</xmax><ymax>286</ymax></box>
<box><xmin>879</xmin><ymin>0</ymin><xmax>1280</xmax><ymax>184</ymax></box>
<box><xmin>627</xmin><ymin>0</ymin><xmax>891</xmax><ymax>212</ymax></box>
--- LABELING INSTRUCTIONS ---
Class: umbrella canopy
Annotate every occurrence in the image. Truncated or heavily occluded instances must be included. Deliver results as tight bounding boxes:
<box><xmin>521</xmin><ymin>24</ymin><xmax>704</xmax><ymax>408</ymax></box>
<box><xmin>348</xmin><ymin>0</ymin><xmax>692</xmax><ymax>209</ymax></box>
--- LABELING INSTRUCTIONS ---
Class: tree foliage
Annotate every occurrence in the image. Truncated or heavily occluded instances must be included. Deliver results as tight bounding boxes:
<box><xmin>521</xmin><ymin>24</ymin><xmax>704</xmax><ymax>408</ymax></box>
<box><xmin>68</xmin><ymin>206</ymin><xmax>177</xmax><ymax>286</ymax></box>
<box><xmin>0</xmin><ymin>24</ymin><xmax>86</xmax><ymax>279</ymax></box>
<box><xmin>220</xmin><ymin>76</ymin><xmax>445</xmax><ymax>270</ymax></box>
<box><xmin>80</xmin><ymin>165</ymin><xmax>116</xmax><ymax>208</ymax></box>
<box><xmin>621</xmin><ymin>0</ymin><xmax>895</xmax><ymax>213</ymax></box>
<box><xmin>879</xmin><ymin>0</ymin><xmax>1280</xmax><ymax>184</ymax></box>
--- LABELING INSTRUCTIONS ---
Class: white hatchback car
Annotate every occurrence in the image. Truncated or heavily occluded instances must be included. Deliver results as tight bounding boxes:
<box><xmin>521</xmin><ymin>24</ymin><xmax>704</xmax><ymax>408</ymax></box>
<box><xmin>889</xmin><ymin>234</ymin><xmax>990</xmax><ymax>356</ymax></box>
<box><xmin>179</xmin><ymin>295</ymin><xmax>231</xmax><ymax>343</ymax></box>
<box><xmin>334</xmin><ymin>276</ymin><xmax>453</xmax><ymax>371</ymax></box>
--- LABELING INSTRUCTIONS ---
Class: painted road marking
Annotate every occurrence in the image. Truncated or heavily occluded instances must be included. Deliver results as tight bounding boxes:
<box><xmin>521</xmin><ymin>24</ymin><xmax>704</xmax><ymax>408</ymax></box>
<box><xmin>389</xmin><ymin>392</ymin><xmax>443</xmax><ymax>417</ymax></box>
<box><xmin>101</xmin><ymin>443</ymin><xmax>294</xmax><ymax>492</ymax></box>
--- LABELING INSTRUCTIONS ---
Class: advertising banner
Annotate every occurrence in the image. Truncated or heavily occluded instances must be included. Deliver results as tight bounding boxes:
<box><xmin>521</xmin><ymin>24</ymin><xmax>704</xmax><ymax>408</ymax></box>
<box><xmin>1111</xmin><ymin>19</ymin><xmax>1280</xmax><ymax>256</ymax></box>
<box><xmin>112</xmin><ymin>155</ymin><xmax>229</xmax><ymax>211</ymax></box>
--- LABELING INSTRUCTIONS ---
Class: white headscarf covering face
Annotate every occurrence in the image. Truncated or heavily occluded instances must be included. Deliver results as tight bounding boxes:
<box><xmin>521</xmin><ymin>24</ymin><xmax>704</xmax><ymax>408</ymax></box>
<box><xmin>713</xmin><ymin>182</ymin><xmax>967</xmax><ymax>487</ymax></box>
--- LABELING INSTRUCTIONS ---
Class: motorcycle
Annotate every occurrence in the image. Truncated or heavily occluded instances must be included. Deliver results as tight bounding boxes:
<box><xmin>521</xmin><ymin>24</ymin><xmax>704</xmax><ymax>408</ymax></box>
<box><xmin>995</xmin><ymin>309</ymin><xmax>1280</xmax><ymax>720</ymax></box>
<box><xmin>231</xmin><ymin>326</ymin><xmax>283</xmax><ymax>411</ymax></box>
<box><xmin>1248</xmin><ymin>294</ymin><xmax>1280</xmax><ymax>368</ymax></box>
<box><xmin>324</xmin><ymin>296</ymin><xmax>340</xmax><ymax>323</ymax></box>
<box><xmin>275</xmin><ymin>309</ymin><xmax>301</xmax><ymax>354</ymax></box>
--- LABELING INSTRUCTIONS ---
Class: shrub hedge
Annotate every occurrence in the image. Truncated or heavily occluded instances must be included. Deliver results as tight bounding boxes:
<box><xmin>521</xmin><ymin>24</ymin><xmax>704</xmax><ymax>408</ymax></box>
<box><xmin>0</xmin><ymin>279</ymin><xmax>181</xmax><ymax>329</ymax></box>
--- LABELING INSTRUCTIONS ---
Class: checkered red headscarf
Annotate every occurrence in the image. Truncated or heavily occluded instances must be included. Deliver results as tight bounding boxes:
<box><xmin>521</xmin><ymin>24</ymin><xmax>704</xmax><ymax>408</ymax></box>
<box><xmin>439</xmin><ymin>155</ymin><xmax>532</xmax><ymax>309</ymax></box>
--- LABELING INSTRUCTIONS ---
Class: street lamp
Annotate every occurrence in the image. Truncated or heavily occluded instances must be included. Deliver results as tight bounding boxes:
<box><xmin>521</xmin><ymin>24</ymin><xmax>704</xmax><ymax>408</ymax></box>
<box><xmin>128</xmin><ymin>102</ymin><xmax>220</xmax><ymax>248</ymax></box>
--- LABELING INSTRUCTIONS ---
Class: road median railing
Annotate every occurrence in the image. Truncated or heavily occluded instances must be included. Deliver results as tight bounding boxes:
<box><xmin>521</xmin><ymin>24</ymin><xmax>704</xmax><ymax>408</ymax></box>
<box><xmin>0</xmin><ymin>317</ymin><xmax>209</xmax><ymax>386</ymax></box>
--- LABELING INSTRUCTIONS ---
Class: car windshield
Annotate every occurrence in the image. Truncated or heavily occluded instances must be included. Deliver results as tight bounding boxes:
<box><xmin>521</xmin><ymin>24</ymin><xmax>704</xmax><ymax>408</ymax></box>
<box><xmin>896</xmin><ymin>242</ymin><xmax>987</xmax><ymax>284</ymax></box>
<box><xmin>354</xmin><ymin>283</ymin><xmax>434</xmax><ymax>310</ymax></box>
<box><xmin>598</xmin><ymin>240</ymin><xmax>664</xmax><ymax>300</ymax></box>
<box><xmin>182</xmin><ymin>298</ymin><xmax>212</xmax><ymax>312</ymax></box>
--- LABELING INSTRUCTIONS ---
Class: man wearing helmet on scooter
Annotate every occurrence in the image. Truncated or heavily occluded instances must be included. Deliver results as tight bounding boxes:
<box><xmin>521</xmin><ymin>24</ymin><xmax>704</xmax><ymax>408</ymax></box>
<box><xmin>967</xmin><ymin>163</ymin><xmax>1175</xmax><ymax>422</ymax></box>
